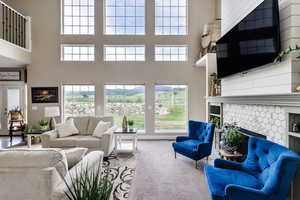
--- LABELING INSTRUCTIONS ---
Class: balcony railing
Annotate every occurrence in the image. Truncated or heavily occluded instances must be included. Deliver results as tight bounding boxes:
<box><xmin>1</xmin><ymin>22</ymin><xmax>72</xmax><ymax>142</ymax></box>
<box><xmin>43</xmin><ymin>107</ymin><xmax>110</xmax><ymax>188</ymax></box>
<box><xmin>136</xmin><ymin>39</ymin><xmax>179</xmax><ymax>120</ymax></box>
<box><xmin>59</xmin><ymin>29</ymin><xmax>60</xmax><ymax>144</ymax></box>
<box><xmin>0</xmin><ymin>1</ymin><xmax>31</xmax><ymax>50</ymax></box>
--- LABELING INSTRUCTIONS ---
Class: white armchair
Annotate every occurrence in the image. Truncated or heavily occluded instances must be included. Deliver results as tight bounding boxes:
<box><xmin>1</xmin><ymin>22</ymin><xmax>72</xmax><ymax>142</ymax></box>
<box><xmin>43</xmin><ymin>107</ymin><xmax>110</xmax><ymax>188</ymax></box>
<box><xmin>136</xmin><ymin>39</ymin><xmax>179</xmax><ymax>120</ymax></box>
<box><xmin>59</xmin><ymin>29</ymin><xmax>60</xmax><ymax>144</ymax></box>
<box><xmin>0</xmin><ymin>148</ymin><xmax>103</xmax><ymax>200</ymax></box>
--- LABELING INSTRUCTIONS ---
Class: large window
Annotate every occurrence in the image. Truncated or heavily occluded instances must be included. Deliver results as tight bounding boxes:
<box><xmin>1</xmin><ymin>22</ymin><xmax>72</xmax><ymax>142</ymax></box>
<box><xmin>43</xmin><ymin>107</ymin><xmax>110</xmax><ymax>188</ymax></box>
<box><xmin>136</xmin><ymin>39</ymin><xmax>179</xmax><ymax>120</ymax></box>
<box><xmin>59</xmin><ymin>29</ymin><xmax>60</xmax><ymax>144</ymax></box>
<box><xmin>104</xmin><ymin>0</ymin><xmax>145</xmax><ymax>35</ymax></box>
<box><xmin>155</xmin><ymin>45</ymin><xmax>187</xmax><ymax>61</ymax></box>
<box><xmin>104</xmin><ymin>45</ymin><xmax>145</xmax><ymax>61</ymax></box>
<box><xmin>155</xmin><ymin>0</ymin><xmax>187</xmax><ymax>35</ymax></box>
<box><xmin>155</xmin><ymin>85</ymin><xmax>188</xmax><ymax>132</ymax></box>
<box><xmin>62</xmin><ymin>0</ymin><xmax>95</xmax><ymax>35</ymax></box>
<box><xmin>105</xmin><ymin>85</ymin><xmax>145</xmax><ymax>130</ymax></box>
<box><xmin>61</xmin><ymin>44</ymin><xmax>95</xmax><ymax>61</ymax></box>
<box><xmin>63</xmin><ymin>85</ymin><xmax>95</xmax><ymax>119</ymax></box>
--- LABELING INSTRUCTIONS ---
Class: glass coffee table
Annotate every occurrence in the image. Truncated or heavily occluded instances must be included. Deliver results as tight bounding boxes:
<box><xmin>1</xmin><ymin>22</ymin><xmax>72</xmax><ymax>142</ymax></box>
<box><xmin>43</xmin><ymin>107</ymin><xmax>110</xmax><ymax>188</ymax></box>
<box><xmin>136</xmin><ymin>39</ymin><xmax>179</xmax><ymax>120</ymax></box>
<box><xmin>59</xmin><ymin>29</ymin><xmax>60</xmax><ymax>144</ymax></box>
<box><xmin>113</xmin><ymin>129</ymin><xmax>138</xmax><ymax>153</ymax></box>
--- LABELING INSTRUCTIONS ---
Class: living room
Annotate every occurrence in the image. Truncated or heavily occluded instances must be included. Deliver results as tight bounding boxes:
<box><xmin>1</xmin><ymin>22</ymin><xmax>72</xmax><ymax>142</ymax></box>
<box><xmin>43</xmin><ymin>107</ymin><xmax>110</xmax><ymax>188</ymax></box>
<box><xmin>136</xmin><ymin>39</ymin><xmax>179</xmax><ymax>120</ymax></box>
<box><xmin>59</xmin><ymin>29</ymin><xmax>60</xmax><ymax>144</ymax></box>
<box><xmin>0</xmin><ymin>0</ymin><xmax>299</xmax><ymax>200</ymax></box>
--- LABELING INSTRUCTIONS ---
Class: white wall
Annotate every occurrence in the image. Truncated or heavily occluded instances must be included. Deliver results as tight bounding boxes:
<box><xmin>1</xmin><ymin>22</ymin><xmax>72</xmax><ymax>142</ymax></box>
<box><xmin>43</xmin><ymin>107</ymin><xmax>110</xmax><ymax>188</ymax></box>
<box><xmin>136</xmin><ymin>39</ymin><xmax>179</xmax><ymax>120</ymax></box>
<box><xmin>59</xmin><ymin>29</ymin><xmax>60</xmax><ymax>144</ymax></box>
<box><xmin>221</xmin><ymin>0</ymin><xmax>300</xmax><ymax>96</ymax></box>
<box><xmin>9</xmin><ymin>0</ymin><xmax>215</xmax><ymax>134</ymax></box>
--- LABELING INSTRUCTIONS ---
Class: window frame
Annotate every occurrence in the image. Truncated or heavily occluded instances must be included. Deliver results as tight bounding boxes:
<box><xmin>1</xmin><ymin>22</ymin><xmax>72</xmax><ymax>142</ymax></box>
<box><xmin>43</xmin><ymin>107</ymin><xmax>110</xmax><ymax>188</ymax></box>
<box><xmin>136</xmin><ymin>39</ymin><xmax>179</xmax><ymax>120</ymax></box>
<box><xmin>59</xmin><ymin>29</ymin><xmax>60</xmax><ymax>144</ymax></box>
<box><xmin>62</xmin><ymin>84</ymin><xmax>96</xmax><ymax>120</ymax></box>
<box><xmin>103</xmin><ymin>0</ymin><xmax>146</xmax><ymax>35</ymax></box>
<box><xmin>154</xmin><ymin>45</ymin><xmax>188</xmax><ymax>62</ymax></box>
<box><xmin>154</xmin><ymin>0</ymin><xmax>189</xmax><ymax>36</ymax></box>
<box><xmin>103</xmin><ymin>45</ymin><xmax>146</xmax><ymax>62</ymax></box>
<box><xmin>61</xmin><ymin>44</ymin><xmax>96</xmax><ymax>62</ymax></box>
<box><xmin>154</xmin><ymin>84</ymin><xmax>189</xmax><ymax>133</ymax></box>
<box><xmin>61</xmin><ymin>0</ymin><xmax>96</xmax><ymax>35</ymax></box>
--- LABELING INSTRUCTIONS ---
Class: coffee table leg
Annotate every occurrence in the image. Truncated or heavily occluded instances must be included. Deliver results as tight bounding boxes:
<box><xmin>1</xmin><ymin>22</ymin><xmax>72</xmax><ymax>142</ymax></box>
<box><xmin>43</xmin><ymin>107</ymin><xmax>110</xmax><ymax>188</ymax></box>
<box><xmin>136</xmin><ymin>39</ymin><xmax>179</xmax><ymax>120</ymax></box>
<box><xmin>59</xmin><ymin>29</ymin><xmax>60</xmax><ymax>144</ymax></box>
<box><xmin>27</xmin><ymin>135</ymin><xmax>31</xmax><ymax>148</ymax></box>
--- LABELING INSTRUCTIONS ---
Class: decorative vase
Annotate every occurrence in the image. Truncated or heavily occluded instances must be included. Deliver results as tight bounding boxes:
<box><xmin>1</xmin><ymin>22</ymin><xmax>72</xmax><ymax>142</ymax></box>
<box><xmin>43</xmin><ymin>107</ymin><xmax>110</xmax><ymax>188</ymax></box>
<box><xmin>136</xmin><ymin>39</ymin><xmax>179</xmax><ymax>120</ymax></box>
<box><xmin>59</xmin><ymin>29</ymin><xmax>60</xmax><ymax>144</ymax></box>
<box><xmin>129</xmin><ymin>126</ymin><xmax>134</xmax><ymax>132</ymax></box>
<box><xmin>122</xmin><ymin>116</ymin><xmax>128</xmax><ymax>132</ymax></box>
<box><xmin>40</xmin><ymin>126</ymin><xmax>48</xmax><ymax>131</ymax></box>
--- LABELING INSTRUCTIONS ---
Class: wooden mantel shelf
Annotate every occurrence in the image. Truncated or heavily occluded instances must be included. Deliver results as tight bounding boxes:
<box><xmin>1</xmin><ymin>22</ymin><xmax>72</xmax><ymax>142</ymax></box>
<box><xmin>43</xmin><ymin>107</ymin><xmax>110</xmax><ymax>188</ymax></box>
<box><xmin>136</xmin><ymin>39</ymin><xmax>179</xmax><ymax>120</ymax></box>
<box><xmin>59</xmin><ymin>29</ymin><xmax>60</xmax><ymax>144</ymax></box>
<box><xmin>206</xmin><ymin>93</ymin><xmax>300</xmax><ymax>107</ymax></box>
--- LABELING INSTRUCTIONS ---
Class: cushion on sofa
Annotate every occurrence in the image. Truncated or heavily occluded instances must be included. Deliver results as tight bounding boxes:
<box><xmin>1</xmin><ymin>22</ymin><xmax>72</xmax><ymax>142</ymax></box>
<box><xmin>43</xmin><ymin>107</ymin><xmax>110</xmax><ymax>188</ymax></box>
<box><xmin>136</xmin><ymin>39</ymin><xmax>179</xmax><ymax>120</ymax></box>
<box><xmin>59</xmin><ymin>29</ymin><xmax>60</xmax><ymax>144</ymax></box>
<box><xmin>63</xmin><ymin>148</ymin><xmax>88</xmax><ymax>169</ymax></box>
<box><xmin>49</xmin><ymin>135</ymin><xmax>102</xmax><ymax>148</ymax></box>
<box><xmin>70</xmin><ymin>117</ymin><xmax>90</xmax><ymax>135</ymax></box>
<box><xmin>56</xmin><ymin>118</ymin><xmax>79</xmax><ymax>138</ymax></box>
<box><xmin>93</xmin><ymin>121</ymin><xmax>111</xmax><ymax>138</ymax></box>
<box><xmin>87</xmin><ymin>116</ymin><xmax>114</xmax><ymax>135</ymax></box>
<box><xmin>0</xmin><ymin>148</ymin><xmax>68</xmax><ymax>178</ymax></box>
<box><xmin>205</xmin><ymin>165</ymin><xmax>263</xmax><ymax>197</ymax></box>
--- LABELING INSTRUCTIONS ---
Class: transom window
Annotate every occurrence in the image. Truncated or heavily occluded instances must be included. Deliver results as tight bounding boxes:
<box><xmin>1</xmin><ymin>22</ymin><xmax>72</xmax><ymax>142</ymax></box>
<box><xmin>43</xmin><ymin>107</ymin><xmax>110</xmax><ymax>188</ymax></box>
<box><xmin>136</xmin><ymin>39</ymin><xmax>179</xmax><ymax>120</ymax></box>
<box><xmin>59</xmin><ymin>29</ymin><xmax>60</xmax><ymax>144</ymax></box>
<box><xmin>61</xmin><ymin>44</ymin><xmax>95</xmax><ymax>61</ymax></box>
<box><xmin>62</xmin><ymin>0</ymin><xmax>95</xmax><ymax>35</ymax></box>
<box><xmin>104</xmin><ymin>45</ymin><xmax>145</xmax><ymax>61</ymax></box>
<box><xmin>155</xmin><ymin>45</ymin><xmax>187</xmax><ymax>61</ymax></box>
<box><xmin>155</xmin><ymin>0</ymin><xmax>187</xmax><ymax>35</ymax></box>
<box><xmin>104</xmin><ymin>0</ymin><xmax>145</xmax><ymax>35</ymax></box>
<box><xmin>63</xmin><ymin>85</ymin><xmax>95</xmax><ymax>119</ymax></box>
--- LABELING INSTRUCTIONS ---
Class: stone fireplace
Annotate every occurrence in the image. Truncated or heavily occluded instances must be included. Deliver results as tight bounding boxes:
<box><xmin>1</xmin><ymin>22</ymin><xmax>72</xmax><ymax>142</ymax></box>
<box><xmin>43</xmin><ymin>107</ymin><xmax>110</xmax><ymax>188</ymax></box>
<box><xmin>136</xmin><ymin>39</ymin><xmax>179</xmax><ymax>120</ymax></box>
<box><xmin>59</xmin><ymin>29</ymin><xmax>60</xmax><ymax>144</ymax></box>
<box><xmin>223</xmin><ymin>104</ymin><xmax>286</xmax><ymax>145</ymax></box>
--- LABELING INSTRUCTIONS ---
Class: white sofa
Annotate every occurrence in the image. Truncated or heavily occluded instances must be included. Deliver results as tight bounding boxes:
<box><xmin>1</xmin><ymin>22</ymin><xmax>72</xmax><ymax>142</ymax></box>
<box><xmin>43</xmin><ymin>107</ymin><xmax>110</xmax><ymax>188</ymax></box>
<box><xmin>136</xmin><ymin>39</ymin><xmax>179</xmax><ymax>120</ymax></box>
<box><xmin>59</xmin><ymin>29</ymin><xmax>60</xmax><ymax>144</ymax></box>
<box><xmin>41</xmin><ymin>116</ymin><xmax>116</xmax><ymax>157</ymax></box>
<box><xmin>0</xmin><ymin>148</ymin><xmax>103</xmax><ymax>200</ymax></box>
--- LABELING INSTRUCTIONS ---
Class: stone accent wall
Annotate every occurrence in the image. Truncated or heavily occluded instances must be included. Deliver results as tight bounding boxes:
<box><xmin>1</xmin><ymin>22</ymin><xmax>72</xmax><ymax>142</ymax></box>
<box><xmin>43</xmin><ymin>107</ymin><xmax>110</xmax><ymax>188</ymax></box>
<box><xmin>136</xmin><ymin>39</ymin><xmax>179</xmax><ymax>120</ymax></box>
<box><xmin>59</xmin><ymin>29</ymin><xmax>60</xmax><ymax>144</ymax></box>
<box><xmin>223</xmin><ymin>104</ymin><xmax>287</xmax><ymax>145</ymax></box>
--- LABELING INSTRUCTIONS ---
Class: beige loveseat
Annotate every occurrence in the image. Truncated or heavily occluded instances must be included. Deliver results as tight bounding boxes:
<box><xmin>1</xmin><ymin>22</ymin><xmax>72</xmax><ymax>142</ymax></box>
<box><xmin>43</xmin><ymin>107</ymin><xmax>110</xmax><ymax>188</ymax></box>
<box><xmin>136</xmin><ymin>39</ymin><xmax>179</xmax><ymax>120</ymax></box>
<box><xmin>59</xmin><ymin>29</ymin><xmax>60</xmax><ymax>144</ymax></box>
<box><xmin>41</xmin><ymin>116</ymin><xmax>116</xmax><ymax>156</ymax></box>
<box><xmin>0</xmin><ymin>148</ymin><xmax>103</xmax><ymax>200</ymax></box>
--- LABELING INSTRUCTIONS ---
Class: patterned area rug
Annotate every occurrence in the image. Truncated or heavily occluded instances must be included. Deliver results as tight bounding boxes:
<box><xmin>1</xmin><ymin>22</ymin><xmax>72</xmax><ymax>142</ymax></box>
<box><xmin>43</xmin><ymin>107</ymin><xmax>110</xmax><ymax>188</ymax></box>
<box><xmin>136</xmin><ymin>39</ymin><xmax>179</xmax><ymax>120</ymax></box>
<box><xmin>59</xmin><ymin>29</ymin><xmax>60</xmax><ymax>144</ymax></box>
<box><xmin>104</xmin><ymin>153</ymin><xmax>136</xmax><ymax>200</ymax></box>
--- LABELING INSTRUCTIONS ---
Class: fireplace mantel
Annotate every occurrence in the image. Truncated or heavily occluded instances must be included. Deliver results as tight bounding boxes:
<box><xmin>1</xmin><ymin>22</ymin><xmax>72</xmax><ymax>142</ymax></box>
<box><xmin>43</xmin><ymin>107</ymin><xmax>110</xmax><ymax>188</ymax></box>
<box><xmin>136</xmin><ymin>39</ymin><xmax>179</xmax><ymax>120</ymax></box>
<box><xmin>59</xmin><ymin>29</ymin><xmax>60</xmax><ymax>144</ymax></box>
<box><xmin>206</xmin><ymin>93</ymin><xmax>300</xmax><ymax>107</ymax></box>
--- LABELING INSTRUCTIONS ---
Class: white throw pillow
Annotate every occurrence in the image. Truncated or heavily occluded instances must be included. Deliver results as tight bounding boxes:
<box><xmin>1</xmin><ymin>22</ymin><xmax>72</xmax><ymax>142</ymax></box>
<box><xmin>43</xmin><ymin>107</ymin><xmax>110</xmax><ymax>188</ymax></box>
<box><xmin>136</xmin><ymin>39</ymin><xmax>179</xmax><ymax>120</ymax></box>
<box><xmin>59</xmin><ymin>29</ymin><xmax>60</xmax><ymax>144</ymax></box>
<box><xmin>62</xmin><ymin>148</ymin><xmax>88</xmax><ymax>169</ymax></box>
<box><xmin>57</xmin><ymin>118</ymin><xmax>79</xmax><ymax>138</ymax></box>
<box><xmin>93</xmin><ymin>121</ymin><xmax>111</xmax><ymax>138</ymax></box>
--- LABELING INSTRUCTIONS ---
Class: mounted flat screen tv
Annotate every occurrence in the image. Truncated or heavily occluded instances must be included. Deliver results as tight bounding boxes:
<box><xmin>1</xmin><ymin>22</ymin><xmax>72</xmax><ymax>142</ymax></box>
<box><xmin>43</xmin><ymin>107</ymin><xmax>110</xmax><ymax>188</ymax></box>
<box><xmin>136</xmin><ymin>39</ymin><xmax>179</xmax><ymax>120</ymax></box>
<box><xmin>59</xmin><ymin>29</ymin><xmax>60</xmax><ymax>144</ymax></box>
<box><xmin>216</xmin><ymin>0</ymin><xmax>281</xmax><ymax>79</ymax></box>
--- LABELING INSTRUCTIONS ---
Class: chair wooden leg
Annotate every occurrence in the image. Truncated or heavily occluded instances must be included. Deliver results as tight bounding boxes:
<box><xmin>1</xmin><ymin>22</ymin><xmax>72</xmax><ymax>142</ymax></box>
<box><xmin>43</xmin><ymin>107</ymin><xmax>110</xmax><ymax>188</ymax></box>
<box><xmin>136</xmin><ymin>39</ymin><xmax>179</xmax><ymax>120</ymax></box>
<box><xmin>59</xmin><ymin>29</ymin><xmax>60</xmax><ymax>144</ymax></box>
<box><xmin>195</xmin><ymin>160</ymin><xmax>198</xmax><ymax>168</ymax></box>
<box><xmin>206</xmin><ymin>156</ymin><xmax>209</xmax><ymax>163</ymax></box>
<box><xmin>174</xmin><ymin>152</ymin><xmax>177</xmax><ymax>159</ymax></box>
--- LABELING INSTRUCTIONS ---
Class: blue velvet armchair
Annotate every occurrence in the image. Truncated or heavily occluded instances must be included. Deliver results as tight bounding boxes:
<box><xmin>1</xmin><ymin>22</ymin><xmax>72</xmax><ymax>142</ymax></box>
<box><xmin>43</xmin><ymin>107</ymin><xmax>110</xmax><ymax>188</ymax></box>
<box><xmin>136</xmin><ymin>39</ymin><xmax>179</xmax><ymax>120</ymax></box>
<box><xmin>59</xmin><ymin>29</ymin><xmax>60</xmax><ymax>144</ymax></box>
<box><xmin>172</xmin><ymin>121</ymin><xmax>215</xmax><ymax>166</ymax></box>
<box><xmin>205</xmin><ymin>136</ymin><xmax>300</xmax><ymax>200</ymax></box>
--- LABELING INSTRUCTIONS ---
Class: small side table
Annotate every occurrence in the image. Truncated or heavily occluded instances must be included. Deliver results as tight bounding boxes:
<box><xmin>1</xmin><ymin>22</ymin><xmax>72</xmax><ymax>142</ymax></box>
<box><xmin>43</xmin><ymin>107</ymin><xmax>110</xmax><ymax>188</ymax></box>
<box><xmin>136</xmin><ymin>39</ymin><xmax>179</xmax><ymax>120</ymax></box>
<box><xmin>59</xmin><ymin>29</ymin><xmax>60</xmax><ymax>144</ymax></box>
<box><xmin>113</xmin><ymin>129</ymin><xmax>138</xmax><ymax>153</ymax></box>
<box><xmin>219</xmin><ymin>149</ymin><xmax>243</xmax><ymax>162</ymax></box>
<box><xmin>26</xmin><ymin>131</ymin><xmax>44</xmax><ymax>148</ymax></box>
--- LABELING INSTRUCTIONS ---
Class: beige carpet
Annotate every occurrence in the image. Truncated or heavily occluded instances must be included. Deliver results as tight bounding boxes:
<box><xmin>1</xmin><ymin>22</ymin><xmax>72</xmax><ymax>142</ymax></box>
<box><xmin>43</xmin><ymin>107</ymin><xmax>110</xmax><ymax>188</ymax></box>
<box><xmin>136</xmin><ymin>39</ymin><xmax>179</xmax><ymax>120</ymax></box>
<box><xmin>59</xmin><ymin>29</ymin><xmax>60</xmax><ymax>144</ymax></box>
<box><xmin>129</xmin><ymin>141</ymin><xmax>211</xmax><ymax>200</ymax></box>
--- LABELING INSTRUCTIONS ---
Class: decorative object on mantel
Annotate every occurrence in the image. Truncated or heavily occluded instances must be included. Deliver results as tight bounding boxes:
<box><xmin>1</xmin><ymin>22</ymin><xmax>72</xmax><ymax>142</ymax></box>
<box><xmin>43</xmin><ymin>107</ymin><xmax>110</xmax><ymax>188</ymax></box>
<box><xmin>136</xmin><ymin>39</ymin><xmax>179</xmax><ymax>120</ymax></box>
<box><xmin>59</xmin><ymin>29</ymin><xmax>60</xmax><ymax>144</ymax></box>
<box><xmin>221</xmin><ymin>122</ymin><xmax>246</xmax><ymax>154</ymax></box>
<box><xmin>31</xmin><ymin>87</ymin><xmax>59</xmax><ymax>103</ymax></box>
<box><xmin>122</xmin><ymin>115</ymin><xmax>128</xmax><ymax>132</ymax></box>
<box><xmin>0</xmin><ymin>71</ymin><xmax>21</xmax><ymax>81</ymax></box>
<box><xmin>292</xmin><ymin>123</ymin><xmax>299</xmax><ymax>133</ymax></box>
<box><xmin>274</xmin><ymin>44</ymin><xmax>300</xmax><ymax>63</ymax></box>
<box><xmin>199</xmin><ymin>19</ymin><xmax>221</xmax><ymax>58</ymax></box>
<box><xmin>209</xmin><ymin>73</ymin><xmax>221</xmax><ymax>96</ymax></box>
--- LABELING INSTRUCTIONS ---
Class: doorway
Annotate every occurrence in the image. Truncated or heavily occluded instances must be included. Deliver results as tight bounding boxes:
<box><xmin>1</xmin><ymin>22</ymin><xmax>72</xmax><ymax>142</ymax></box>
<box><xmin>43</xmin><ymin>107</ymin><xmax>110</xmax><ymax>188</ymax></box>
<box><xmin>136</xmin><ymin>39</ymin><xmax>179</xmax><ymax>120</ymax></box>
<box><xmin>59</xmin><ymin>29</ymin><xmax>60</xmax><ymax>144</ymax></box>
<box><xmin>0</xmin><ymin>85</ymin><xmax>26</xmax><ymax>135</ymax></box>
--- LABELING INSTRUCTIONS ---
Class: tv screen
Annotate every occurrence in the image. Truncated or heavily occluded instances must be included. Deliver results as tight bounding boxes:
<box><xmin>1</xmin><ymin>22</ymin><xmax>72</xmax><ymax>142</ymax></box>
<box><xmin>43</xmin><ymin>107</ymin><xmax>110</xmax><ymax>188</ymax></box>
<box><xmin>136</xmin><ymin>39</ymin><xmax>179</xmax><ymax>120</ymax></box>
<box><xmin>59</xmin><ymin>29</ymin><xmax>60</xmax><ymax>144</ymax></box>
<box><xmin>216</xmin><ymin>0</ymin><xmax>281</xmax><ymax>79</ymax></box>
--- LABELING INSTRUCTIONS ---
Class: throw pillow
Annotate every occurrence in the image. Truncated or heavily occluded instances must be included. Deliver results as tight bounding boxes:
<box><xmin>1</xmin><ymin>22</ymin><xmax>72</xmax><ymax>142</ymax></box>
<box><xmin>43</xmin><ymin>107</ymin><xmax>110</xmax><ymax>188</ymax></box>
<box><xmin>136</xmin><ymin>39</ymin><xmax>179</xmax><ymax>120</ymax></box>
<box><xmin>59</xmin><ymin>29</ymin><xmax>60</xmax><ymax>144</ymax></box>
<box><xmin>93</xmin><ymin>121</ymin><xmax>111</xmax><ymax>138</ymax></box>
<box><xmin>63</xmin><ymin>148</ymin><xmax>88</xmax><ymax>169</ymax></box>
<box><xmin>56</xmin><ymin>118</ymin><xmax>79</xmax><ymax>138</ymax></box>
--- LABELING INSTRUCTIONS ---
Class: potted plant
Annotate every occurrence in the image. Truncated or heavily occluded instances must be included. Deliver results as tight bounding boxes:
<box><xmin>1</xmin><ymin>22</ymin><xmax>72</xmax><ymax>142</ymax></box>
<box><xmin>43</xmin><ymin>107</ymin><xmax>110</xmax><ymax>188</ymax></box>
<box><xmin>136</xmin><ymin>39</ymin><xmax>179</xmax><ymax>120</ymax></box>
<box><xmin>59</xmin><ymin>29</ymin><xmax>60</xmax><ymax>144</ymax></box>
<box><xmin>64</xmin><ymin>163</ymin><xmax>113</xmax><ymax>200</ymax></box>
<box><xmin>274</xmin><ymin>44</ymin><xmax>300</xmax><ymax>63</ymax></box>
<box><xmin>9</xmin><ymin>106</ymin><xmax>23</xmax><ymax>121</ymax></box>
<box><xmin>128</xmin><ymin>120</ymin><xmax>134</xmax><ymax>132</ymax></box>
<box><xmin>221</xmin><ymin>123</ymin><xmax>246</xmax><ymax>154</ymax></box>
<box><xmin>39</xmin><ymin>120</ymin><xmax>49</xmax><ymax>131</ymax></box>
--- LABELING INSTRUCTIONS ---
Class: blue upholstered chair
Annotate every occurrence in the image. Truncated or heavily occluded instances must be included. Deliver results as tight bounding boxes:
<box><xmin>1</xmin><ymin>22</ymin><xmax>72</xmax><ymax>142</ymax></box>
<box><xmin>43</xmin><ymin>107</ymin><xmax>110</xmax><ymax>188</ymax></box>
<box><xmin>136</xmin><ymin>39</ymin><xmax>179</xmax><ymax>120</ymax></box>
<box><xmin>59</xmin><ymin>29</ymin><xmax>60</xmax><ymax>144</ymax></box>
<box><xmin>172</xmin><ymin>120</ymin><xmax>215</xmax><ymax>167</ymax></box>
<box><xmin>205</xmin><ymin>136</ymin><xmax>300</xmax><ymax>200</ymax></box>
